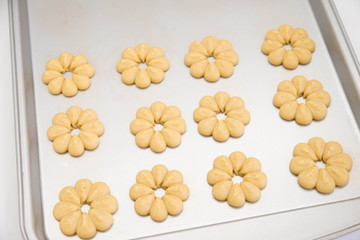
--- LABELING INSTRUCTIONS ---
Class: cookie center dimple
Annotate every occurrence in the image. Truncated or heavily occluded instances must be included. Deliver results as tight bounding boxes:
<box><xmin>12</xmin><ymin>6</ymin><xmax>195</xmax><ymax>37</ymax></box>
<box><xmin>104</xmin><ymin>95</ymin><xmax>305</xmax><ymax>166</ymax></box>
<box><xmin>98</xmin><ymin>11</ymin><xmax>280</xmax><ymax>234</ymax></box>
<box><xmin>81</xmin><ymin>204</ymin><xmax>90</xmax><ymax>213</ymax></box>
<box><xmin>232</xmin><ymin>175</ymin><xmax>242</xmax><ymax>184</ymax></box>
<box><xmin>297</xmin><ymin>96</ymin><xmax>306</xmax><ymax>104</ymax></box>
<box><xmin>154</xmin><ymin>188</ymin><xmax>165</xmax><ymax>198</ymax></box>
<box><xmin>138</xmin><ymin>62</ymin><xmax>147</xmax><ymax>70</ymax></box>
<box><xmin>71</xmin><ymin>128</ymin><xmax>81</xmax><ymax>136</ymax></box>
<box><xmin>154</xmin><ymin>123</ymin><xmax>164</xmax><ymax>131</ymax></box>
<box><xmin>207</xmin><ymin>56</ymin><xmax>216</xmax><ymax>63</ymax></box>
<box><xmin>217</xmin><ymin>112</ymin><xmax>227</xmax><ymax>121</ymax></box>
<box><xmin>283</xmin><ymin>44</ymin><xmax>292</xmax><ymax>51</ymax></box>
<box><xmin>63</xmin><ymin>71</ymin><xmax>73</xmax><ymax>79</ymax></box>
<box><xmin>315</xmin><ymin>160</ymin><xmax>326</xmax><ymax>169</ymax></box>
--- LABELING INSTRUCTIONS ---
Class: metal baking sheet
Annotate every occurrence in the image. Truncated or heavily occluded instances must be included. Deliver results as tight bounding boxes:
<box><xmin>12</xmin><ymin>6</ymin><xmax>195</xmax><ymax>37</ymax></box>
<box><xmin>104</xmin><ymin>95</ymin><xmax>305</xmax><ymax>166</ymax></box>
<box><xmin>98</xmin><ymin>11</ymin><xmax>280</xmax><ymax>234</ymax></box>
<box><xmin>11</xmin><ymin>0</ymin><xmax>360</xmax><ymax>239</ymax></box>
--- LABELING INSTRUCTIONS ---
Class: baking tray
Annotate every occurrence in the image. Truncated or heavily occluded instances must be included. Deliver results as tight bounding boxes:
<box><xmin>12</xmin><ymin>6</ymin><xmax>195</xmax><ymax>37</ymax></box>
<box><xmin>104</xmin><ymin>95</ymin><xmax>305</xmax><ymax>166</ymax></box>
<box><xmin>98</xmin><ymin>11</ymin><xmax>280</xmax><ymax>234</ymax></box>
<box><xmin>10</xmin><ymin>0</ymin><xmax>360</xmax><ymax>239</ymax></box>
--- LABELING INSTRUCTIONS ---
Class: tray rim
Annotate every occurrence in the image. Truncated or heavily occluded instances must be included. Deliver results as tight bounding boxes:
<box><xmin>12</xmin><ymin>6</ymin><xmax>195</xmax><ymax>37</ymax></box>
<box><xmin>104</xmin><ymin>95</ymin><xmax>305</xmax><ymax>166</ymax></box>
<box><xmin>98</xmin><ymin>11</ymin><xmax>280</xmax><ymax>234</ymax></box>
<box><xmin>9</xmin><ymin>0</ymin><xmax>46</xmax><ymax>238</ymax></box>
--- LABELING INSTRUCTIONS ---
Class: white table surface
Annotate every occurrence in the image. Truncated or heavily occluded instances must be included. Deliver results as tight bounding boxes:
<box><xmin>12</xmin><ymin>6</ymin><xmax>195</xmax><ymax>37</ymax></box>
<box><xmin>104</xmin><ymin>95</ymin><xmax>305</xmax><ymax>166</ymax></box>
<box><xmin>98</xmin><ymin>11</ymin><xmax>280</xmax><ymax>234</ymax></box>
<box><xmin>1</xmin><ymin>0</ymin><xmax>360</xmax><ymax>239</ymax></box>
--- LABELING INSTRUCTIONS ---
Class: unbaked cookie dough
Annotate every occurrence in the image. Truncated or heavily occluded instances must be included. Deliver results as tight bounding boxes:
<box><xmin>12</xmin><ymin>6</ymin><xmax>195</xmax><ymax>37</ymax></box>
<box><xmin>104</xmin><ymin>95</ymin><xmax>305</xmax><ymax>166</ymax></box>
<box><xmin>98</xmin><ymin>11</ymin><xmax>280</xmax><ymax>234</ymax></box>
<box><xmin>207</xmin><ymin>152</ymin><xmax>267</xmax><ymax>207</ymax></box>
<box><xmin>53</xmin><ymin>179</ymin><xmax>118</xmax><ymax>239</ymax></box>
<box><xmin>193</xmin><ymin>91</ymin><xmax>250</xmax><ymax>142</ymax></box>
<box><xmin>184</xmin><ymin>36</ymin><xmax>239</xmax><ymax>82</ymax></box>
<box><xmin>117</xmin><ymin>43</ymin><xmax>170</xmax><ymax>88</ymax></box>
<box><xmin>129</xmin><ymin>164</ymin><xmax>189</xmax><ymax>222</ymax></box>
<box><xmin>42</xmin><ymin>53</ymin><xmax>95</xmax><ymax>97</ymax></box>
<box><xmin>273</xmin><ymin>75</ymin><xmax>331</xmax><ymax>125</ymax></box>
<box><xmin>47</xmin><ymin>106</ymin><xmax>104</xmax><ymax>157</ymax></box>
<box><xmin>261</xmin><ymin>24</ymin><xmax>316</xmax><ymax>69</ymax></box>
<box><xmin>290</xmin><ymin>137</ymin><xmax>353</xmax><ymax>194</ymax></box>
<box><xmin>130</xmin><ymin>102</ymin><xmax>186</xmax><ymax>153</ymax></box>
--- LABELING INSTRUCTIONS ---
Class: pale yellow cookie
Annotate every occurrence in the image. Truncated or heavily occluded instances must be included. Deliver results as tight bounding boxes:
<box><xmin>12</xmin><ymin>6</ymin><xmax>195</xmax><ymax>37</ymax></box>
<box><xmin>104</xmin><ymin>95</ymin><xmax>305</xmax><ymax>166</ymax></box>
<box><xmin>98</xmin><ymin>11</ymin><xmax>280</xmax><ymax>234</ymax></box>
<box><xmin>194</xmin><ymin>91</ymin><xmax>250</xmax><ymax>142</ymax></box>
<box><xmin>42</xmin><ymin>53</ymin><xmax>94</xmax><ymax>97</ymax></box>
<box><xmin>207</xmin><ymin>151</ymin><xmax>267</xmax><ymax>207</ymax></box>
<box><xmin>290</xmin><ymin>137</ymin><xmax>353</xmax><ymax>194</ymax></box>
<box><xmin>53</xmin><ymin>179</ymin><xmax>117</xmax><ymax>238</ymax></box>
<box><xmin>273</xmin><ymin>76</ymin><xmax>331</xmax><ymax>125</ymax></box>
<box><xmin>185</xmin><ymin>36</ymin><xmax>238</xmax><ymax>82</ymax></box>
<box><xmin>117</xmin><ymin>43</ymin><xmax>169</xmax><ymax>88</ymax></box>
<box><xmin>129</xmin><ymin>165</ymin><xmax>189</xmax><ymax>222</ymax></box>
<box><xmin>262</xmin><ymin>25</ymin><xmax>315</xmax><ymax>69</ymax></box>
<box><xmin>47</xmin><ymin>106</ymin><xmax>104</xmax><ymax>157</ymax></box>
<box><xmin>130</xmin><ymin>102</ymin><xmax>186</xmax><ymax>153</ymax></box>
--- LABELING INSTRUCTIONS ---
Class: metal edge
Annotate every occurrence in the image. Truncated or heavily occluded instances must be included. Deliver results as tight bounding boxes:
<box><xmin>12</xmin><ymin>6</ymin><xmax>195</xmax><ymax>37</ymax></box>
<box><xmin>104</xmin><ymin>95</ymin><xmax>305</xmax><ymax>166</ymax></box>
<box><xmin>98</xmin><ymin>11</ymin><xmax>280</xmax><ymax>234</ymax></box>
<box><xmin>9</xmin><ymin>0</ymin><xmax>46</xmax><ymax>239</ymax></box>
<box><xmin>330</xmin><ymin>0</ymin><xmax>360</xmax><ymax>75</ymax></box>
<box><xmin>316</xmin><ymin>223</ymin><xmax>360</xmax><ymax>240</ymax></box>
<box><xmin>8</xmin><ymin>0</ymin><xmax>27</xmax><ymax>238</ymax></box>
<box><xmin>309</xmin><ymin>0</ymin><xmax>360</xmax><ymax>129</ymax></box>
<box><xmin>309</xmin><ymin>0</ymin><xmax>360</xmax><ymax>238</ymax></box>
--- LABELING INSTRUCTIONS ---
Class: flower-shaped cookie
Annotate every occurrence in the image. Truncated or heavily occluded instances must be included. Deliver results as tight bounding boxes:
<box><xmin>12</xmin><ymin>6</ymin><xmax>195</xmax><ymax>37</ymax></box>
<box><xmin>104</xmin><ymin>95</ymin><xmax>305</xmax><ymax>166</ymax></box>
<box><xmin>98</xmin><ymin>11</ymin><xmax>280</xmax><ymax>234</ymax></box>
<box><xmin>261</xmin><ymin>24</ymin><xmax>316</xmax><ymax>69</ymax></box>
<box><xmin>129</xmin><ymin>164</ymin><xmax>190</xmax><ymax>222</ymax></box>
<box><xmin>116</xmin><ymin>43</ymin><xmax>170</xmax><ymax>89</ymax></box>
<box><xmin>193</xmin><ymin>91</ymin><xmax>250</xmax><ymax>142</ymax></box>
<box><xmin>273</xmin><ymin>75</ymin><xmax>331</xmax><ymax>125</ymax></box>
<box><xmin>53</xmin><ymin>179</ymin><xmax>118</xmax><ymax>239</ymax></box>
<box><xmin>290</xmin><ymin>137</ymin><xmax>353</xmax><ymax>194</ymax></box>
<box><xmin>207</xmin><ymin>152</ymin><xmax>267</xmax><ymax>207</ymax></box>
<box><xmin>42</xmin><ymin>53</ymin><xmax>95</xmax><ymax>97</ymax></box>
<box><xmin>130</xmin><ymin>102</ymin><xmax>186</xmax><ymax>153</ymax></box>
<box><xmin>184</xmin><ymin>36</ymin><xmax>239</xmax><ymax>82</ymax></box>
<box><xmin>47</xmin><ymin>106</ymin><xmax>104</xmax><ymax>157</ymax></box>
